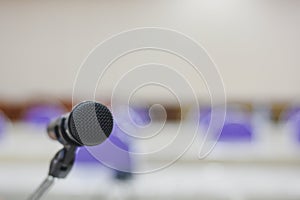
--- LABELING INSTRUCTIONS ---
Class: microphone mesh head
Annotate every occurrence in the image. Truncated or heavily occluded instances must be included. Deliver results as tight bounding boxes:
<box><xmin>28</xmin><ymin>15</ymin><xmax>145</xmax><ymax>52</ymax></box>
<box><xmin>68</xmin><ymin>101</ymin><xmax>113</xmax><ymax>146</ymax></box>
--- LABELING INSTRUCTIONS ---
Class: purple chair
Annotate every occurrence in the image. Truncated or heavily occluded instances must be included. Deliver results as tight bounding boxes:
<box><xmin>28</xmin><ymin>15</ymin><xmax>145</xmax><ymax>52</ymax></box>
<box><xmin>287</xmin><ymin>112</ymin><xmax>300</xmax><ymax>142</ymax></box>
<box><xmin>199</xmin><ymin>106</ymin><xmax>212</xmax><ymax>126</ymax></box>
<box><xmin>280</xmin><ymin>106</ymin><xmax>300</xmax><ymax>143</ymax></box>
<box><xmin>131</xmin><ymin>106</ymin><xmax>151</xmax><ymax>126</ymax></box>
<box><xmin>0</xmin><ymin>112</ymin><xmax>7</xmax><ymax>139</ymax></box>
<box><xmin>23</xmin><ymin>104</ymin><xmax>65</xmax><ymax>128</ymax></box>
<box><xmin>200</xmin><ymin>108</ymin><xmax>253</xmax><ymax>142</ymax></box>
<box><xmin>281</xmin><ymin>106</ymin><xmax>300</xmax><ymax>121</ymax></box>
<box><xmin>294</xmin><ymin>117</ymin><xmax>300</xmax><ymax>142</ymax></box>
<box><xmin>218</xmin><ymin>121</ymin><xmax>252</xmax><ymax>142</ymax></box>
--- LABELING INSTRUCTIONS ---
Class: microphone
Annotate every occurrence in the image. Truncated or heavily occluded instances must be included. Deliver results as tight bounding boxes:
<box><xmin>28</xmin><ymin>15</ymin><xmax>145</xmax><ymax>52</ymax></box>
<box><xmin>47</xmin><ymin>101</ymin><xmax>114</xmax><ymax>146</ymax></box>
<box><xmin>46</xmin><ymin>101</ymin><xmax>113</xmax><ymax>178</ymax></box>
<box><xmin>28</xmin><ymin>101</ymin><xmax>114</xmax><ymax>200</ymax></box>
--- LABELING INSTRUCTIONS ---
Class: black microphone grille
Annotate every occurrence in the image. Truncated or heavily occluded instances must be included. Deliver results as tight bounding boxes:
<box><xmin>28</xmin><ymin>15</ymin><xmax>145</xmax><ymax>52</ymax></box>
<box><xmin>68</xmin><ymin>101</ymin><xmax>113</xmax><ymax>146</ymax></box>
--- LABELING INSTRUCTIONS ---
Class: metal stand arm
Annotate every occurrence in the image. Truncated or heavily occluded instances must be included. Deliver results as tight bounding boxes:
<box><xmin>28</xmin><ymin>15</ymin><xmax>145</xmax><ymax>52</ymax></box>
<box><xmin>27</xmin><ymin>145</ymin><xmax>77</xmax><ymax>200</ymax></box>
<box><xmin>27</xmin><ymin>176</ymin><xmax>55</xmax><ymax>200</ymax></box>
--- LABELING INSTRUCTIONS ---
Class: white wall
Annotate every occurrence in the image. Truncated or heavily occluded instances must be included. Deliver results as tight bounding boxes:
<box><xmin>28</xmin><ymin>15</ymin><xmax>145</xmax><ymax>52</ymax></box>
<box><xmin>0</xmin><ymin>0</ymin><xmax>299</xmax><ymax>103</ymax></box>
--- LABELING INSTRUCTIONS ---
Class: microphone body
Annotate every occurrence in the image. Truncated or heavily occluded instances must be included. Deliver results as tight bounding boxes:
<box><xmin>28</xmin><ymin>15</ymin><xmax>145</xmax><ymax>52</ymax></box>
<box><xmin>47</xmin><ymin>114</ymin><xmax>81</xmax><ymax>146</ymax></box>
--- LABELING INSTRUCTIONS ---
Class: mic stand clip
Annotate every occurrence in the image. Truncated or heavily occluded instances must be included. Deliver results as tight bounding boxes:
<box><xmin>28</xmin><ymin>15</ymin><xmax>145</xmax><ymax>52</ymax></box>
<box><xmin>27</xmin><ymin>145</ymin><xmax>77</xmax><ymax>200</ymax></box>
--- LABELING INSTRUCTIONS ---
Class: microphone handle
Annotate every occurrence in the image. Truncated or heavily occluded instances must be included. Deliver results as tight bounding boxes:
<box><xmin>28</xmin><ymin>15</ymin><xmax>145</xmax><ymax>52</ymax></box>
<box><xmin>27</xmin><ymin>176</ymin><xmax>55</xmax><ymax>200</ymax></box>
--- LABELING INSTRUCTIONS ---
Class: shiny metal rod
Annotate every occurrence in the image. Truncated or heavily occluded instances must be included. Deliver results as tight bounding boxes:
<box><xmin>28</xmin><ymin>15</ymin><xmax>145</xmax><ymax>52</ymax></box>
<box><xmin>27</xmin><ymin>176</ymin><xmax>55</xmax><ymax>200</ymax></box>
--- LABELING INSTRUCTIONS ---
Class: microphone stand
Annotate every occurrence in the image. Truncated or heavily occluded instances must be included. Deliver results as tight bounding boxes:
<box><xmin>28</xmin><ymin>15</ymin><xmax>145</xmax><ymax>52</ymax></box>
<box><xmin>27</xmin><ymin>145</ymin><xmax>77</xmax><ymax>200</ymax></box>
<box><xmin>27</xmin><ymin>176</ymin><xmax>55</xmax><ymax>200</ymax></box>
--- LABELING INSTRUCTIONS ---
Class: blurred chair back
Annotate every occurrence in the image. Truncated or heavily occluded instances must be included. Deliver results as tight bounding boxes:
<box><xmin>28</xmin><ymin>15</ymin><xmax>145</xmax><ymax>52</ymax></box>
<box><xmin>131</xmin><ymin>106</ymin><xmax>151</xmax><ymax>126</ymax></box>
<box><xmin>281</xmin><ymin>106</ymin><xmax>300</xmax><ymax>121</ymax></box>
<box><xmin>218</xmin><ymin>121</ymin><xmax>252</xmax><ymax>142</ymax></box>
<box><xmin>22</xmin><ymin>104</ymin><xmax>66</xmax><ymax>128</ymax></box>
<box><xmin>200</xmin><ymin>108</ymin><xmax>253</xmax><ymax>142</ymax></box>
<box><xmin>286</xmin><ymin>111</ymin><xmax>300</xmax><ymax>142</ymax></box>
<box><xmin>0</xmin><ymin>111</ymin><xmax>8</xmax><ymax>139</ymax></box>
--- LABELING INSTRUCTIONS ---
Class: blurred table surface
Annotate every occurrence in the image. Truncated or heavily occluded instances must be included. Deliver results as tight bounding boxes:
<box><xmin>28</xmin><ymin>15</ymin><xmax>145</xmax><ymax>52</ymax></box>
<box><xmin>1</xmin><ymin>122</ymin><xmax>300</xmax><ymax>200</ymax></box>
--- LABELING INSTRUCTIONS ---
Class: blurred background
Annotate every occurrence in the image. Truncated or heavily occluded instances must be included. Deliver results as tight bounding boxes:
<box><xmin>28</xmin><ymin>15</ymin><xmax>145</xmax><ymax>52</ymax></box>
<box><xmin>0</xmin><ymin>0</ymin><xmax>300</xmax><ymax>200</ymax></box>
